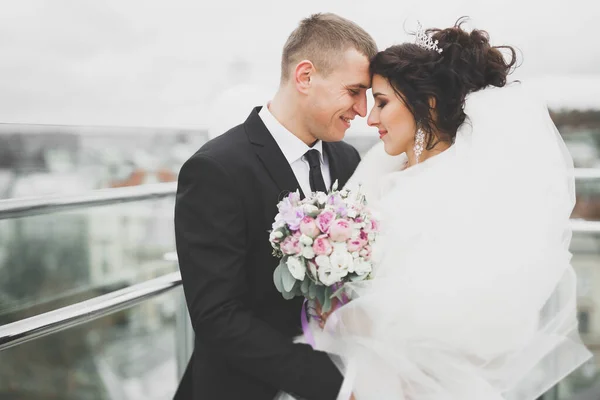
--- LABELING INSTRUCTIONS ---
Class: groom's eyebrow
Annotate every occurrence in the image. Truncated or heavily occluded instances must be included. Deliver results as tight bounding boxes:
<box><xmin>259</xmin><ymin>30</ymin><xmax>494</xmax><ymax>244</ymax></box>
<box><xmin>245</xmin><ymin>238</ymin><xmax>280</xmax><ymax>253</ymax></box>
<box><xmin>347</xmin><ymin>83</ymin><xmax>369</xmax><ymax>89</ymax></box>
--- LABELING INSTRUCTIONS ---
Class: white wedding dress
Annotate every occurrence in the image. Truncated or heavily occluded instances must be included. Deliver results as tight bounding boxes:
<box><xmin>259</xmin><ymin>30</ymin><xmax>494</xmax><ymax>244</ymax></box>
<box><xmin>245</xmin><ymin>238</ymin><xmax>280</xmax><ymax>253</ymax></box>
<box><xmin>279</xmin><ymin>83</ymin><xmax>592</xmax><ymax>400</ymax></box>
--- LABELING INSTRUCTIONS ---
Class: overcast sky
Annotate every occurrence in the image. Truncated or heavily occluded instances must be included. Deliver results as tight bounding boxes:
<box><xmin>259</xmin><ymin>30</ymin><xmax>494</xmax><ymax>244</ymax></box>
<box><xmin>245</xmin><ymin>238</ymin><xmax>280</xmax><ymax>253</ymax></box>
<box><xmin>0</xmin><ymin>0</ymin><xmax>598</xmax><ymax>132</ymax></box>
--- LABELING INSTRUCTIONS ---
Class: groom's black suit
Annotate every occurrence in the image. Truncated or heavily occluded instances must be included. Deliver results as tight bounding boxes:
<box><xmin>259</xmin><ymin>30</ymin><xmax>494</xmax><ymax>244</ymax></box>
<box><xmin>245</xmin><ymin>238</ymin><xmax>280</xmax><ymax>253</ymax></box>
<box><xmin>174</xmin><ymin>107</ymin><xmax>361</xmax><ymax>400</ymax></box>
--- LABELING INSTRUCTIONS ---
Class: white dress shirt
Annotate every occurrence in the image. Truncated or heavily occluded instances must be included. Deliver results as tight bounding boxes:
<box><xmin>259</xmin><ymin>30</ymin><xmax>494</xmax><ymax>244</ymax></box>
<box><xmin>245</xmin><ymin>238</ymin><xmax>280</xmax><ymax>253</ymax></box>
<box><xmin>259</xmin><ymin>104</ymin><xmax>331</xmax><ymax>196</ymax></box>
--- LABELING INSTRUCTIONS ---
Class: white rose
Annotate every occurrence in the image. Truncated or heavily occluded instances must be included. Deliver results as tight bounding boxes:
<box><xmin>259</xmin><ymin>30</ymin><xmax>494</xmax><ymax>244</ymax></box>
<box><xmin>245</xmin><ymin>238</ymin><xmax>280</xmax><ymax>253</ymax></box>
<box><xmin>318</xmin><ymin>265</ymin><xmax>343</xmax><ymax>286</ymax></box>
<box><xmin>302</xmin><ymin>246</ymin><xmax>315</xmax><ymax>259</ymax></box>
<box><xmin>315</xmin><ymin>255</ymin><xmax>331</xmax><ymax>269</ymax></box>
<box><xmin>354</xmin><ymin>259</ymin><xmax>372</xmax><ymax>276</ymax></box>
<box><xmin>286</xmin><ymin>257</ymin><xmax>306</xmax><ymax>280</ymax></box>
<box><xmin>299</xmin><ymin>234</ymin><xmax>313</xmax><ymax>246</ymax></box>
<box><xmin>329</xmin><ymin>251</ymin><xmax>352</xmax><ymax>277</ymax></box>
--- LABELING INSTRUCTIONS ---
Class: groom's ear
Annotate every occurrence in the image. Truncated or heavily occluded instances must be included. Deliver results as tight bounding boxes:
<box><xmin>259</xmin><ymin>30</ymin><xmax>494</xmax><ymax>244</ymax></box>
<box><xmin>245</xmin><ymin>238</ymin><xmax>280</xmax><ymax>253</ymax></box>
<box><xmin>294</xmin><ymin>60</ymin><xmax>315</xmax><ymax>94</ymax></box>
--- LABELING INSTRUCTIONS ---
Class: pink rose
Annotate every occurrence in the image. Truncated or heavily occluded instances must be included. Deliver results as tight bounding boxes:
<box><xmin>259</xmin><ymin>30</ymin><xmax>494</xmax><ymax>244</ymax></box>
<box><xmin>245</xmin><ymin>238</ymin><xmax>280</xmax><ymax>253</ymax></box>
<box><xmin>315</xmin><ymin>210</ymin><xmax>336</xmax><ymax>233</ymax></box>
<box><xmin>359</xmin><ymin>230</ymin><xmax>369</xmax><ymax>241</ymax></box>
<box><xmin>364</xmin><ymin>219</ymin><xmax>379</xmax><ymax>233</ymax></box>
<box><xmin>281</xmin><ymin>236</ymin><xmax>301</xmax><ymax>255</ymax></box>
<box><xmin>328</xmin><ymin>219</ymin><xmax>353</xmax><ymax>242</ymax></box>
<box><xmin>312</xmin><ymin>236</ymin><xmax>333</xmax><ymax>256</ymax></box>
<box><xmin>347</xmin><ymin>238</ymin><xmax>365</xmax><ymax>252</ymax></box>
<box><xmin>299</xmin><ymin>216</ymin><xmax>320</xmax><ymax>238</ymax></box>
<box><xmin>359</xmin><ymin>245</ymin><xmax>372</xmax><ymax>260</ymax></box>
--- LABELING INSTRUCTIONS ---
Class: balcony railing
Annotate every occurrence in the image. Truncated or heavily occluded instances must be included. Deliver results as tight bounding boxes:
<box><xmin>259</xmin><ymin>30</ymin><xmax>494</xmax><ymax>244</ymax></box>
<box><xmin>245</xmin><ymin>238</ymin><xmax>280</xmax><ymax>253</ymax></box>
<box><xmin>1</xmin><ymin>170</ymin><xmax>600</xmax><ymax>399</ymax></box>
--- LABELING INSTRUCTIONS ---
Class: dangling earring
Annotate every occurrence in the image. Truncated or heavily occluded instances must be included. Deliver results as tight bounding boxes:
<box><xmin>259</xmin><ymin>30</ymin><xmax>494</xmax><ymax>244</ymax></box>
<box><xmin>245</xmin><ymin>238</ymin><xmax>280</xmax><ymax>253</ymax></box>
<box><xmin>414</xmin><ymin>127</ymin><xmax>425</xmax><ymax>164</ymax></box>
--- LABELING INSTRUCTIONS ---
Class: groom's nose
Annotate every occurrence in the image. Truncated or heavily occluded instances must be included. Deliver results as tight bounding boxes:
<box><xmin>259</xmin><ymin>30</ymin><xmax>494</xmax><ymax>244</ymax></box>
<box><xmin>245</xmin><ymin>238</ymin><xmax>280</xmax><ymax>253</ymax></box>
<box><xmin>353</xmin><ymin>92</ymin><xmax>367</xmax><ymax>118</ymax></box>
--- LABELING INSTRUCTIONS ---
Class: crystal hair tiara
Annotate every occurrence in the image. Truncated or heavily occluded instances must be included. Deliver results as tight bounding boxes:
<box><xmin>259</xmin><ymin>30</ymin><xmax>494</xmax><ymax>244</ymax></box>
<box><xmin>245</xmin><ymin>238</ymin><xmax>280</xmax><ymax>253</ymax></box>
<box><xmin>415</xmin><ymin>22</ymin><xmax>443</xmax><ymax>54</ymax></box>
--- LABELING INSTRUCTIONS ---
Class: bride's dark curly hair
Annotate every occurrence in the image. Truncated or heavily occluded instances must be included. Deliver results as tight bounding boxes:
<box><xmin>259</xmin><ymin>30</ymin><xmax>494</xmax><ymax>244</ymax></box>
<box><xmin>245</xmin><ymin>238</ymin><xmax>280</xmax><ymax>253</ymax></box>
<box><xmin>370</xmin><ymin>17</ymin><xmax>518</xmax><ymax>150</ymax></box>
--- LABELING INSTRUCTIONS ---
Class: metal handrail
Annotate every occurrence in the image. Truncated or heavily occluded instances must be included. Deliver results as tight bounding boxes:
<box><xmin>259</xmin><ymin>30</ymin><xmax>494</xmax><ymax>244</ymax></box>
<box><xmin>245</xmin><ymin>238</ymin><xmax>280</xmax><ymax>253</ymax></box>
<box><xmin>0</xmin><ymin>182</ymin><xmax>177</xmax><ymax>220</ymax></box>
<box><xmin>0</xmin><ymin>271</ymin><xmax>181</xmax><ymax>352</ymax></box>
<box><xmin>0</xmin><ymin>169</ymin><xmax>599</xmax><ymax>221</ymax></box>
<box><xmin>574</xmin><ymin>168</ymin><xmax>600</xmax><ymax>179</ymax></box>
<box><xmin>571</xmin><ymin>219</ymin><xmax>600</xmax><ymax>234</ymax></box>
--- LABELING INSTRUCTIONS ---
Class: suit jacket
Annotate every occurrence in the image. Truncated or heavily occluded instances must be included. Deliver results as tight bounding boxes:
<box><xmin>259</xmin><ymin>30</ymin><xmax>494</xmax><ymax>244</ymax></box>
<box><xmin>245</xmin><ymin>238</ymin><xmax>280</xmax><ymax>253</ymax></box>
<box><xmin>174</xmin><ymin>107</ymin><xmax>361</xmax><ymax>400</ymax></box>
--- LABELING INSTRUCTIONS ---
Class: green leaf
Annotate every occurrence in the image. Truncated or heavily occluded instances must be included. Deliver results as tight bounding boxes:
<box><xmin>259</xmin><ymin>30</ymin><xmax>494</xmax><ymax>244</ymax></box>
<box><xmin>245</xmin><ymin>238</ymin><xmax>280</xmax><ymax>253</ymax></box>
<box><xmin>350</xmin><ymin>273</ymin><xmax>368</xmax><ymax>282</ymax></box>
<box><xmin>322</xmin><ymin>294</ymin><xmax>332</xmax><ymax>313</ymax></box>
<box><xmin>316</xmin><ymin>285</ymin><xmax>326</xmax><ymax>306</ymax></box>
<box><xmin>331</xmin><ymin>284</ymin><xmax>346</xmax><ymax>300</ymax></box>
<box><xmin>301</xmin><ymin>278</ymin><xmax>310</xmax><ymax>295</ymax></box>
<box><xmin>273</xmin><ymin>261</ymin><xmax>284</xmax><ymax>293</ymax></box>
<box><xmin>308</xmin><ymin>280</ymin><xmax>317</xmax><ymax>300</ymax></box>
<box><xmin>281</xmin><ymin>262</ymin><xmax>296</xmax><ymax>293</ymax></box>
<box><xmin>294</xmin><ymin>282</ymin><xmax>304</xmax><ymax>297</ymax></box>
<box><xmin>282</xmin><ymin>288</ymin><xmax>296</xmax><ymax>300</ymax></box>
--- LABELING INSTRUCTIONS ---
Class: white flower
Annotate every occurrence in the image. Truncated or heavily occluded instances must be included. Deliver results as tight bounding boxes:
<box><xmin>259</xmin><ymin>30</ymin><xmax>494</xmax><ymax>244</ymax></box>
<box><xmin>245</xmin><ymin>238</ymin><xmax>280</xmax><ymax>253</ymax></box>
<box><xmin>315</xmin><ymin>255</ymin><xmax>331</xmax><ymax>269</ymax></box>
<box><xmin>286</xmin><ymin>257</ymin><xmax>306</xmax><ymax>280</ymax></box>
<box><xmin>316</xmin><ymin>192</ymin><xmax>328</xmax><ymax>206</ymax></box>
<box><xmin>302</xmin><ymin>246</ymin><xmax>315</xmax><ymax>259</ymax></box>
<box><xmin>303</xmin><ymin>204</ymin><xmax>319</xmax><ymax>215</ymax></box>
<box><xmin>318</xmin><ymin>265</ymin><xmax>343</xmax><ymax>286</ymax></box>
<box><xmin>332</xmin><ymin>242</ymin><xmax>348</xmax><ymax>254</ymax></box>
<box><xmin>368</xmin><ymin>233</ymin><xmax>376</xmax><ymax>241</ymax></box>
<box><xmin>354</xmin><ymin>259</ymin><xmax>372</xmax><ymax>276</ymax></box>
<box><xmin>272</xmin><ymin>217</ymin><xmax>286</xmax><ymax>231</ymax></box>
<box><xmin>299</xmin><ymin>234</ymin><xmax>313</xmax><ymax>246</ymax></box>
<box><xmin>347</xmin><ymin>208</ymin><xmax>357</xmax><ymax>218</ymax></box>
<box><xmin>329</xmin><ymin>251</ymin><xmax>352</xmax><ymax>277</ymax></box>
<box><xmin>269</xmin><ymin>231</ymin><xmax>284</xmax><ymax>242</ymax></box>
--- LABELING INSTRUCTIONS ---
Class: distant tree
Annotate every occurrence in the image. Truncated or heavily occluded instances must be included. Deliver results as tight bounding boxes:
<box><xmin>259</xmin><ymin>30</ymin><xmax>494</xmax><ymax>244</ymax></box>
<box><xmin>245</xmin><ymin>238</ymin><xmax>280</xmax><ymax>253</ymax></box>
<box><xmin>550</xmin><ymin>109</ymin><xmax>600</xmax><ymax>130</ymax></box>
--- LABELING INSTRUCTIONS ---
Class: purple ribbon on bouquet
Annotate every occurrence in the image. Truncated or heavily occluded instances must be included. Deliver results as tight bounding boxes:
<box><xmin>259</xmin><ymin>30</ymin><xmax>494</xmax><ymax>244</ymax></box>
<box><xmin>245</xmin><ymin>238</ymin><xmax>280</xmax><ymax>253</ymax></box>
<box><xmin>301</xmin><ymin>282</ymin><xmax>350</xmax><ymax>348</ymax></box>
<box><xmin>301</xmin><ymin>284</ymin><xmax>353</xmax><ymax>399</ymax></box>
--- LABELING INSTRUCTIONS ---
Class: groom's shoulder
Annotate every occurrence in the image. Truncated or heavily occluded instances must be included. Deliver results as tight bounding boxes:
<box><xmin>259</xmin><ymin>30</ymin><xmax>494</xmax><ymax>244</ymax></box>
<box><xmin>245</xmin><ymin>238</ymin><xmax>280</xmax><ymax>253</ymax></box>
<box><xmin>336</xmin><ymin>140</ymin><xmax>360</xmax><ymax>154</ymax></box>
<box><xmin>334</xmin><ymin>140</ymin><xmax>361</xmax><ymax>164</ymax></box>
<box><xmin>186</xmin><ymin>124</ymin><xmax>250</xmax><ymax>166</ymax></box>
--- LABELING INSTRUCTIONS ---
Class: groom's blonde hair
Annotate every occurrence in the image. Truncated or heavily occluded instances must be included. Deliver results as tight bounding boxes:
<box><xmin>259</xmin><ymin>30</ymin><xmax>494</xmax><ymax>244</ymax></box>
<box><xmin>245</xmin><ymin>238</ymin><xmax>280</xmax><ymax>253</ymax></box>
<box><xmin>281</xmin><ymin>13</ymin><xmax>377</xmax><ymax>82</ymax></box>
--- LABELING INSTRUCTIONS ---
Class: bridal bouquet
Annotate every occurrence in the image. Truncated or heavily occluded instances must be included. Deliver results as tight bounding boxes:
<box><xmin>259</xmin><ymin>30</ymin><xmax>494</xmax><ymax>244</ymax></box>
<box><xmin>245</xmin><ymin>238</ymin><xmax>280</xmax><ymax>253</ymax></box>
<box><xmin>270</xmin><ymin>181</ymin><xmax>379</xmax><ymax>313</ymax></box>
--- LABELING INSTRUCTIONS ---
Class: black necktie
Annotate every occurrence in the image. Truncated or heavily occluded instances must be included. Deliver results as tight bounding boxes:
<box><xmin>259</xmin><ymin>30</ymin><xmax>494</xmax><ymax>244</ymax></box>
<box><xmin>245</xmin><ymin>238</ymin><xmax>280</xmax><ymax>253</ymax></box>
<box><xmin>304</xmin><ymin>149</ymin><xmax>327</xmax><ymax>193</ymax></box>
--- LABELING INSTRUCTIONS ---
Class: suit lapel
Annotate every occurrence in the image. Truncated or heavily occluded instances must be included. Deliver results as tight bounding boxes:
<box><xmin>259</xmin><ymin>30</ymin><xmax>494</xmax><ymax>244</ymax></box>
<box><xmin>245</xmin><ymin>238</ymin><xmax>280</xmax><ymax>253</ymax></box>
<box><xmin>244</xmin><ymin>107</ymin><xmax>304</xmax><ymax>198</ymax></box>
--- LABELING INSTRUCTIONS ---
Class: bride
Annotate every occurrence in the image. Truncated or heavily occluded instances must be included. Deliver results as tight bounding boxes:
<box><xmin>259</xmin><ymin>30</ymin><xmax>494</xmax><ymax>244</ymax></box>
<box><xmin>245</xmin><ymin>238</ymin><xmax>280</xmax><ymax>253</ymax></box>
<box><xmin>285</xmin><ymin>20</ymin><xmax>593</xmax><ymax>400</ymax></box>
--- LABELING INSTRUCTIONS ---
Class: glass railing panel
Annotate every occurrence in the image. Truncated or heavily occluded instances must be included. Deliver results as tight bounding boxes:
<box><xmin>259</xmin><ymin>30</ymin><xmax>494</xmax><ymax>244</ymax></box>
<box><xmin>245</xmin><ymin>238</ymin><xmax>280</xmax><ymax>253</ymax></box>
<box><xmin>557</xmin><ymin>231</ymin><xmax>600</xmax><ymax>399</ymax></box>
<box><xmin>0</xmin><ymin>288</ymin><xmax>184</xmax><ymax>400</ymax></box>
<box><xmin>0</xmin><ymin>198</ymin><xmax>177</xmax><ymax>321</ymax></box>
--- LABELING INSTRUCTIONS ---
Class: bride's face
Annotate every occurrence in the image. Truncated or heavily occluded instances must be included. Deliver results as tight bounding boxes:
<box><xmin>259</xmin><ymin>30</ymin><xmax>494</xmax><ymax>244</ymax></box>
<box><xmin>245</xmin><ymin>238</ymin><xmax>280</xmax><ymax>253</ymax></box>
<box><xmin>367</xmin><ymin>74</ymin><xmax>417</xmax><ymax>156</ymax></box>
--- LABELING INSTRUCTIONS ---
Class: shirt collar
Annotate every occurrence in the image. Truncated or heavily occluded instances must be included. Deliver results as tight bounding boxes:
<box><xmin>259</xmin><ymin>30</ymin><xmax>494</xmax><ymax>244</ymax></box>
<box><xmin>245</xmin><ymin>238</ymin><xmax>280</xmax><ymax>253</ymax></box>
<box><xmin>259</xmin><ymin>104</ymin><xmax>324</xmax><ymax>164</ymax></box>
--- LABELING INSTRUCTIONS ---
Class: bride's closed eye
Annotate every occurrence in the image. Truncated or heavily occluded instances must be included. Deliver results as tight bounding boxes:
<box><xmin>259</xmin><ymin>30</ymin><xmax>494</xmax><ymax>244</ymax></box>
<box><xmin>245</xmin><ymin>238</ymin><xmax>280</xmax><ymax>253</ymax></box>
<box><xmin>376</xmin><ymin>101</ymin><xmax>387</xmax><ymax>109</ymax></box>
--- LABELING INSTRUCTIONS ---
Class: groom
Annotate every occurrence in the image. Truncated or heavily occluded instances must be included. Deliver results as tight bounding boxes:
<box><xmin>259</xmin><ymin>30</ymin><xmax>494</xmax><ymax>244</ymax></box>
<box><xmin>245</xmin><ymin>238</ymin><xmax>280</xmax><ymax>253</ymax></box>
<box><xmin>174</xmin><ymin>13</ymin><xmax>376</xmax><ymax>400</ymax></box>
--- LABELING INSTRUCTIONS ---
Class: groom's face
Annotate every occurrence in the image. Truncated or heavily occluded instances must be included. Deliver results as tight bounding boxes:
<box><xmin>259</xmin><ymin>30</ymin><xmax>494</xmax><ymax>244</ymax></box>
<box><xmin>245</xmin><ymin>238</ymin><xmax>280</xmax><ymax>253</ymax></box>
<box><xmin>306</xmin><ymin>48</ymin><xmax>370</xmax><ymax>142</ymax></box>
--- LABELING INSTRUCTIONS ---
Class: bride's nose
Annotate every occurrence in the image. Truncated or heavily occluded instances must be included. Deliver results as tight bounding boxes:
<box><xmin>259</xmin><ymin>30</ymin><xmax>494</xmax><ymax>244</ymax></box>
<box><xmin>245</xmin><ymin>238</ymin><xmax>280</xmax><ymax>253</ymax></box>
<box><xmin>367</xmin><ymin>108</ymin><xmax>378</xmax><ymax>127</ymax></box>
